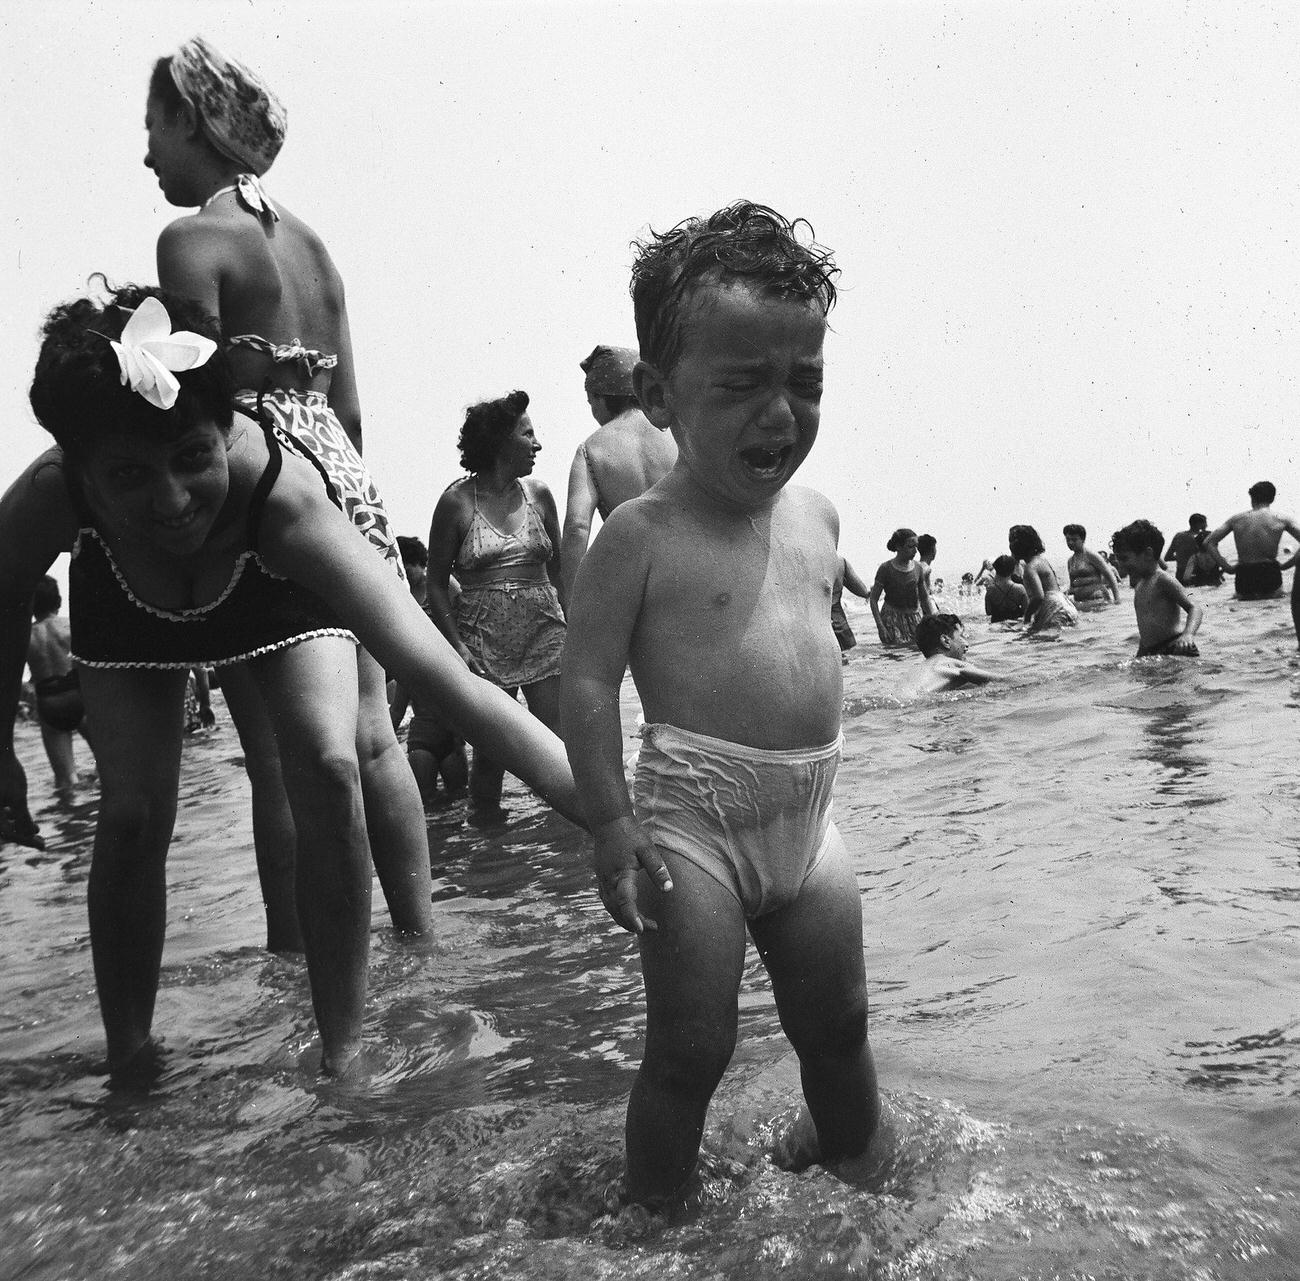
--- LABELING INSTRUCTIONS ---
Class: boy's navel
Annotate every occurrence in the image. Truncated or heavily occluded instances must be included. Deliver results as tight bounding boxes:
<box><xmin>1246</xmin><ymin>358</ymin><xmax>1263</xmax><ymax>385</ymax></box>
<box><xmin>712</xmin><ymin>591</ymin><xmax>732</xmax><ymax>609</ymax></box>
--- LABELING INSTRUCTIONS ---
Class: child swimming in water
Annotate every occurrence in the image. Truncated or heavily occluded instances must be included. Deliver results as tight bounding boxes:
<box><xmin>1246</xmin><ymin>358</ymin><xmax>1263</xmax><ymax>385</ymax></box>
<box><xmin>0</xmin><ymin>284</ymin><xmax>580</xmax><ymax>1080</ymax></box>
<box><xmin>562</xmin><ymin>201</ymin><xmax>882</xmax><ymax>1207</ymax></box>
<box><xmin>1111</xmin><ymin>520</ymin><xmax>1203</xmax><ymax>657</ymax></box>
<box><xmin>913</xmin><ymin>613</ymin><xmax>1000</xmax><ymax>692</ymax></box>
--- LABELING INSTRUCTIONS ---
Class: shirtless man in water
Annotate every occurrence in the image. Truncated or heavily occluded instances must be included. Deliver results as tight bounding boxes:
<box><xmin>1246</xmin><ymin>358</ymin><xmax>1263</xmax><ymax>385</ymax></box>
<box><xmin>1203</xmin><ymin>481</ymin><xmax>1300</xmax><ymax>602</ymax></box>
<box><xmin>559</xmin><ymin>345</ymin><xmax>677</xmax><ymax>609</ymax></box>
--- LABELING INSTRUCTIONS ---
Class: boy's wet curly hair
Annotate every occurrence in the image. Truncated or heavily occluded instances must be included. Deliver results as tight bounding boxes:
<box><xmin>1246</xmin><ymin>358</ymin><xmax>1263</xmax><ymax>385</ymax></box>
<box><xmin>457</xmin><ymin>389</ymin><xmax>529</xmax><ymax>475</ymax></box>
<box><xmin>630</xmin><ymin>200</ymin><xmax>839</xmax><ymax>374</ymax></box>
<box><xmin>29</xmin><ymin>278</ymin><xmax>233</xmax><ymax>460</ymax></box>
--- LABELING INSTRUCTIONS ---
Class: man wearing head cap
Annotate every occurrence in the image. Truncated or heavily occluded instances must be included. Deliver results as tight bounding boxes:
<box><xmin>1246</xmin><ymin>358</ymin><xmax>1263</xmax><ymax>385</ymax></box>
<box><xmin>559</xmin><ymin>346</ymin><xmax>677</xmax><ymax>608</ymax></box>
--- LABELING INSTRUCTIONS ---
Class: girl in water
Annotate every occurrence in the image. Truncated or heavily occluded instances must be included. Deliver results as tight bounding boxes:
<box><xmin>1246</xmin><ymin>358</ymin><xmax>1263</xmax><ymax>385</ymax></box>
<box><xmin>1009</xmin><ymin>524</ymin><xmax>1079</xmax><ymax>632</ymax></box>
<box><xmin>869</xmin><ymin>527</ymin><xmax>934</xmax><ymax>648</ymax></box>
<box><xmin>0</xmin><ymin>286</ymin><xmax>580</xmax><ymax>1080</ymax></box>
<box><xmin>143</xmin><ymin>36</ymin><xmax>428</xmax><ymax>948</ymax></box>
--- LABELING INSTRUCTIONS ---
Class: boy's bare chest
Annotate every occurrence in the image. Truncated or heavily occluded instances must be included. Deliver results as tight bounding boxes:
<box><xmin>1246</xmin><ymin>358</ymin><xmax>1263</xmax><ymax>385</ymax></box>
<box><xmin>643</xmin><ymin>534</ymin><xmax>834</xmax><ymax>638</ymax></box>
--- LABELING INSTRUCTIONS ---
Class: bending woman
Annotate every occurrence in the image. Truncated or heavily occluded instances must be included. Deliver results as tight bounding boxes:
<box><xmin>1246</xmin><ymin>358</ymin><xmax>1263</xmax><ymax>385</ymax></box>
<box><xmin>427</xmin><ymin>392</ymin><xmax>566</xmax><ymax>811</ymax></box>
<box><xmin>0</xmin><ymin>286</ymin><xmax>580</xmax><ymax>1078</ymax></box>
<box><xmin>1010</xmin><ymin>524</ymin><xmax>1078</xmax><ymax>632</ymax></box>
<box><xmin>143</xmin><ymin>37</ymin><xmax>428</xmax><ymax>944</ymax></box>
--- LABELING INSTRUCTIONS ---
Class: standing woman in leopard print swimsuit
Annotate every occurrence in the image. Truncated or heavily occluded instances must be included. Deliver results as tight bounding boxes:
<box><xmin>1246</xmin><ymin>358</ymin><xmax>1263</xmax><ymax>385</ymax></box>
<box><xmin>426</xmin><ymin>392</ymin><xmax>566</xmax><ymax>813</ymax></box>
<box><xmin>143</xmin><ymin>35</ymin><xmax>432</xmax><ymax>943</ymax></box>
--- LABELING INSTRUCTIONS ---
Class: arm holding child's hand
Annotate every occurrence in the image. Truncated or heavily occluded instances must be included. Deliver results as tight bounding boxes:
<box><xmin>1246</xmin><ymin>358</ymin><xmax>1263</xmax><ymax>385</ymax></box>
<box><xmin>261</xmin><ymin>454</ymin><xmax>582</xmax><ymax>822</ymax></box>
<box><xmin>590</xmin><ymin>815</ymin><xmax>672</xmax><ymax>934</ymax></box>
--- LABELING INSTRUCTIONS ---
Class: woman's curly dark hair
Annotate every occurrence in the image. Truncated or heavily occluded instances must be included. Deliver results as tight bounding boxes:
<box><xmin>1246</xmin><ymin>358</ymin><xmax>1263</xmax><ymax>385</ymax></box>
<box><xmin>886</xmin><ymin>527</ymin><xmax>917</xmax><ymax>553</ymax></box>
<box><xmin>1008</xmin><ymin>525</ymin><xmax>1046</xmax><ymax>561</ymax></box>
<box><xmin>457</xmin><ymin>389</ymin><xmax>529</xmax><ymax>475</ymax></box>
<box><xmin>29</xmin><ymin>277</ymin><xmax>233</xmax><ymax>460</ymax></box>
<box><xmin>630</xmin><ymin>200</ymin><xmax>838</xmax><ymax>375</ymax></box>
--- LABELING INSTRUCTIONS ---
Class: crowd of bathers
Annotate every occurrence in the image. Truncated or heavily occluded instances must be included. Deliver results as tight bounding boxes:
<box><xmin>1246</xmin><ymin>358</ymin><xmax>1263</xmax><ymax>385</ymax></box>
<box><xmin>2</xmin><ymin>31</ymin><xmax>1296</xmax><ymax>1215</ymax></box>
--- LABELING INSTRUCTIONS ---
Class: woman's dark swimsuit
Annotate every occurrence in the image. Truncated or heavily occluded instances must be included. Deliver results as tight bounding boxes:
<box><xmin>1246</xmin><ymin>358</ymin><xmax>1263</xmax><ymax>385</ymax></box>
<box><xmin>984</xmin><ymin>580</ymin><xmax>1027</xmax><ymax>623</ymax></box>
<box><xmin>67</xmin><ymin>424</ymin><xmax>353</xmax><ymax>670</ymax></box>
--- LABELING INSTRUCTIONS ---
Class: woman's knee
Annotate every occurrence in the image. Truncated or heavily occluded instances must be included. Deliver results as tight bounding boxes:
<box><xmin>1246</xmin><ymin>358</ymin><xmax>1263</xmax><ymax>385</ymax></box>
<box><xmin>96</xmin><ymin>784</ymin><xmax>177</xmax><ymax>852</ymax></box>
<box><xmin>281</xmin><ymin>746</ymin><xmax>364</xmax><ymax>815</ymax></box>
<box><xmin>354</xmin><ymin>710</ymin><xmax>402</xmax><ymax>770</ymax></box>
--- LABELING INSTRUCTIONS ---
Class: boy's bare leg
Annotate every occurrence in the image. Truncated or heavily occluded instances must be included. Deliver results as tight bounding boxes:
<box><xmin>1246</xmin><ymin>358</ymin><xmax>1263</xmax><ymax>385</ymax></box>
<box><xmin>251</xmin><ymin>639</ymin><xmax>372</xmax><ymax>1076</ymax></box>
<box><xmin>628</xmin><ymin>856</ymin><xmax>747</xmax><ymax>1205</ymax></box>
<box><xmin>80</xmin><ymin>668</ymin><xmax>188</xmax><ymax>1076</ymax></box>
<box><xmin>354</xmin><ymin>647</ymin><xmax>433</xmax><ymax>934</ymax></box>
<box><xmin>751</xmin><ymin>828</ymin><xmax>879</xmax><ymax>1165</ymax></box>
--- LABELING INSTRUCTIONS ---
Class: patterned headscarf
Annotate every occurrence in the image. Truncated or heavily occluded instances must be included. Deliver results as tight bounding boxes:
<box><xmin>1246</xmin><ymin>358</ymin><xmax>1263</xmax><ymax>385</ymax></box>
<box><xmin>169</xmin><ymin>36</ymin><xmax>287</xmax><ymax>176</ymax></box>
<box><xmin>580</xmin><ymin>345</ymin><xmax>638</xmax><ymax>397</ymax></box>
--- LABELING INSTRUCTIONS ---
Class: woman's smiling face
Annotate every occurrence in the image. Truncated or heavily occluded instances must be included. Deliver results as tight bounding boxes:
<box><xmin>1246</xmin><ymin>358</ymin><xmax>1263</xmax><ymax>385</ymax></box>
<box><xmin>80</xmin><ymin>423</ymin><xmax>231</xmax><ymax>557</ymax></box>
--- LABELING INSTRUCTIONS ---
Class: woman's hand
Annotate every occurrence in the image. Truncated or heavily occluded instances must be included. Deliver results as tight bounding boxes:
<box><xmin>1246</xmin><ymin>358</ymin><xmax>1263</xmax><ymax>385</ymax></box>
<box><xmin>455</xmin><ymin>643</ymin><xmax>487</xmax><ymax>678</ymax></box>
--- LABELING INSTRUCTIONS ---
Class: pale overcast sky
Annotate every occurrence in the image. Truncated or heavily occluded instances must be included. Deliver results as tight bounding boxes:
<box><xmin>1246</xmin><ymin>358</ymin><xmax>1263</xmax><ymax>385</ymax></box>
<box><xmin>3</xmin><ymin>0</ymin><xmax>1297</xmax><ymax>581</ymax></box>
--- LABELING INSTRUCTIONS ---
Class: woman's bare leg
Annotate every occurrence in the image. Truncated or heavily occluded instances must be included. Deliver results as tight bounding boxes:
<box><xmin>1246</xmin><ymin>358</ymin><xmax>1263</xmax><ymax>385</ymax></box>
<box><xmin>80</xmin><ymin>667</ymin><xmax>188</xmax><ymax>1076</ymax></box>
<box><xmin>355</xmin><ymin>647</ymin><xmax>432</xmax><ymax>933</ymax></box>
<box><xmin>250</xmin><ymin>638</ymin><xmax>372</xmax><ymax>1075</ymax></box>
<box><xmin>219</xmin><ymin>662</ymin><xmax>302</xmax><ymax>951</ymax></box>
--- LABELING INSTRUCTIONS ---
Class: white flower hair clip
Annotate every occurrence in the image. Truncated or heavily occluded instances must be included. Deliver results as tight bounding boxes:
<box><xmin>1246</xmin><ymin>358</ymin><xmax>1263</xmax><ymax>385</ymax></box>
<box><xmin>109</xmin><ymin>296</ymin><xmax>217</xmax><ymax>411</ymax></box>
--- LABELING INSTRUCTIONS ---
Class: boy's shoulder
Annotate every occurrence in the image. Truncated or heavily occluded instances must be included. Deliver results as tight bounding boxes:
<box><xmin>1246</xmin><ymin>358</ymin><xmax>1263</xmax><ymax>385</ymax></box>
<box><xmin>773</xmin><ymin>483</ymin><xmax>838</xmax><ymax>536</ymax></box>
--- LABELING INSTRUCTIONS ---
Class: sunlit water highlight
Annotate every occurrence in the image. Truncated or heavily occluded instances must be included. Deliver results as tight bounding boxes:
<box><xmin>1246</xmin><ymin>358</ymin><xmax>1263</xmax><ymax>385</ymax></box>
<box><xmin>3</xmin><ymin>581</ymin><xmax>1299</xmax><ymax>1279</ymax></box>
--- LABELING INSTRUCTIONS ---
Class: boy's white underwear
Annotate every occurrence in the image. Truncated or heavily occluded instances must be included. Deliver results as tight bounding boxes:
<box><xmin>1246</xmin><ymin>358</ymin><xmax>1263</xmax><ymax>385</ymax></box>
<box><xmin>632</xmin><ymin>722</ymin><xmax>843</xmax><ymax>919</ymax></box>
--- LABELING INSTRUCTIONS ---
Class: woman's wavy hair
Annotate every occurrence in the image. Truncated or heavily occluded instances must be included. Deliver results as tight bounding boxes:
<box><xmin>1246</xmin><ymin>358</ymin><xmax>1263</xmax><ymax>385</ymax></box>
<box><xmin>457</xmin><ymin>389</ymin><xmax>529</xmax><ymax>475</ymax></box>
<box><xmin>29</xmin><ymin>277</ymin><xmax>232</xmax><ymax>461</ymax></box>
<box><xmin>1008</xmin><ymin>525</ymin><xmax>1046</xmax><ymax>561</ymax></box>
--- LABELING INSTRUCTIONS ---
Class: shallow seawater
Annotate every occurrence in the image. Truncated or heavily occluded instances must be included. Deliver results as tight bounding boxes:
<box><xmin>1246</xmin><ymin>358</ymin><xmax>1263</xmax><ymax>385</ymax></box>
<box><xmin>3</xmin><ymin>582</ymin><xmax>1300</xmax><ymax>1279</ymax></box>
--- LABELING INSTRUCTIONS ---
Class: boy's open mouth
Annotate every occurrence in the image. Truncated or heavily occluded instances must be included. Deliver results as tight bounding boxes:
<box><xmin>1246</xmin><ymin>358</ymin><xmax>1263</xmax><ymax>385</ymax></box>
<box><xmin>738</xmin><ymin>444</ymin><xmax>793</xmax><ymax>477</ymax></box>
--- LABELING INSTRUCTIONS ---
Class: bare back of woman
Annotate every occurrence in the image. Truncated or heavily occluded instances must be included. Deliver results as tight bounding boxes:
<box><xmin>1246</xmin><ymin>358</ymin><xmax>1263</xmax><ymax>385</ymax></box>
<box><xmin>146</xmin><ymin>37</ymin><xmax>429</xmax><ymax>945</ymax></box>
